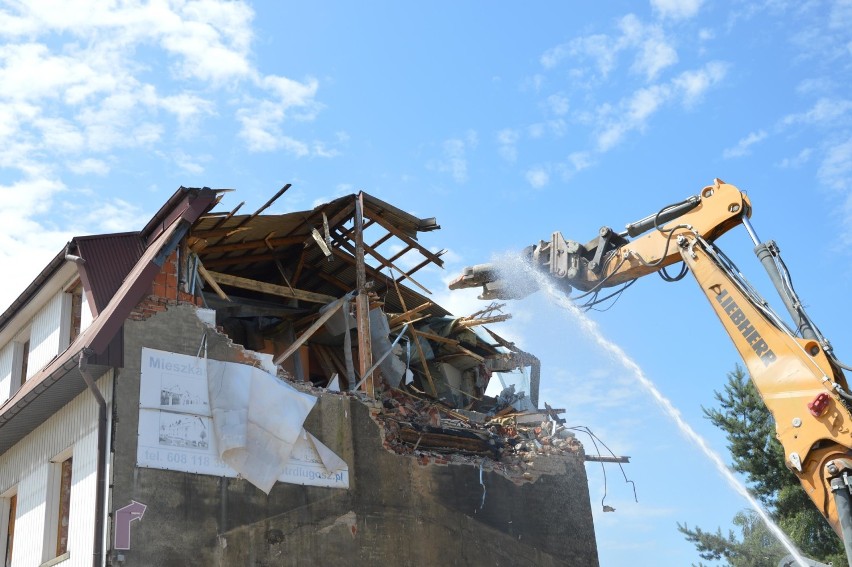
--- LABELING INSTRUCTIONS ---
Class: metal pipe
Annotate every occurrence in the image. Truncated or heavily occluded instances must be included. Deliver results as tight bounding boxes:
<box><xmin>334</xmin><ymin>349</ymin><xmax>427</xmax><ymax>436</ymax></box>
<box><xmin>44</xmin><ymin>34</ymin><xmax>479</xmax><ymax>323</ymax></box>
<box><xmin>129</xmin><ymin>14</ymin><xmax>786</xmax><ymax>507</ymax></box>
<box><xmin>741</xmin><ymin>214</ymin><xmax>762</xmax><ymax>246</ymax></box>
<box><xmin>622</xmin><ymin>195</ymin><xmax>700</xmax><ymax>238</ymax></box>
<box><xmin>830</xmin><ymin>476</ymin><xmax>852</xmax><ymax>567</ymax></box>
<box><xmin>79</xmin><ymin>350</ymin><xmax>108</xmax><ymax>567</ymax></box>
<box><xmin>754</xmin><ymin>241</ymin><xmax>818</xmax><ymax>341</ymax></box>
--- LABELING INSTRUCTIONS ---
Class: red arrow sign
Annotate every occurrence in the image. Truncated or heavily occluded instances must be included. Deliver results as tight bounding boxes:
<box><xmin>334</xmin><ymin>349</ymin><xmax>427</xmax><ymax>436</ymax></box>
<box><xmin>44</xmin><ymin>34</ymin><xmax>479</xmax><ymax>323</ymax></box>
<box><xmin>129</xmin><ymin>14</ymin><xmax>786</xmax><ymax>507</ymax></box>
<box><xmin>114</xmin><ymin>500</ymin><xmax>146</xmax><ymax>550</ymax></box>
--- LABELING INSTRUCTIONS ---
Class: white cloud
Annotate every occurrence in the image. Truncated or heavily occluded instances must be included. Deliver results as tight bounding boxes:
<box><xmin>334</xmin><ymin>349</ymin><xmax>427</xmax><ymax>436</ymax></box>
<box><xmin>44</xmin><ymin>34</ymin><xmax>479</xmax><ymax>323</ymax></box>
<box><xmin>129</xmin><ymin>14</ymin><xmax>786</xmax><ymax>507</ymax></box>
<box><xmin>172</xmin><ymin>150</ymin><xmax>208</xmax><ymax>175</ymax></box>
<box><xmin>633</xmin><ymin>34</ymin><xmax>679</xmax><ymax>81</ymax></box>
<box><xmin>67</xmin><ymin>158</ymin><xmax>110</xmax><ymax>176</ymax></box>
<box><xmin>596</xmin><ymin>84</ymin><xmax>669</xmax><ymax>151</ymax></box>
<box><xmin>698</xmin><ymin>28</ymin><xmax>715</xmax><ymax>41</ymax></box>
<box><xmin>526</xmin><ymin>167</ymin><xmax>550</xmax><ymax>188</ymax></box>
<box><xmin>428</xmin><ymin>133</ymin><xmax>478</xmax><ymax>184</ymax></box>
<box><xmin>80</xmin><ymin>198</ymin><xmax>145</xmax><ymax>233</ymax></box>
<box><xmin>0</xmin><ymin>0</ymin><xmax>328</xmax><ymax>307</ymax></box>
<box><xmin>497</xmin><ymin>129</ymin><xmax>519</xmax><ymax>163</ymax></box>
<box><xmin>671</xmin><ymin>61</ymin><xmax>728</xmax><ymax>106</ymax></box>
<box><xmin>547</xmin><ymin>93</ymin><xmax>570</xmax><ymax>116</ymax></box>
<box><xmin>541</xmin><ymin>15</ymin><xmax>679</xmax><ymax>83</ymax></box>
<box><xmin>818</xmin><ymin>138</ymin><xmax>852</xmax><ymax>190</ymax></box>
<box><xmin>0</xmin><ymin>175</ymin><xmax>71</xmax><ymax>308</ymax></box>
<box><xmin>444</xmin><ymin>139</ymin><xmax>469</xmax><ymax>183</ymax></box>
<box><xmin>781</xmin><ymin>98</ymin><xmax>852</xmax><ymax>127</ymax></box>
<box><xmin>650</xmin><ymin>0</ymin><xmax>703</xmax><ymax>20</ymax></box>
<box><xmin>778</xmin><ymin>148</ymin><xmax>813</xmax><ymax>169</ymax></box>
<box><xmin>722</xmin><ymin>130</ymin><xmax>767</xmax><ymax>159</ymax></box>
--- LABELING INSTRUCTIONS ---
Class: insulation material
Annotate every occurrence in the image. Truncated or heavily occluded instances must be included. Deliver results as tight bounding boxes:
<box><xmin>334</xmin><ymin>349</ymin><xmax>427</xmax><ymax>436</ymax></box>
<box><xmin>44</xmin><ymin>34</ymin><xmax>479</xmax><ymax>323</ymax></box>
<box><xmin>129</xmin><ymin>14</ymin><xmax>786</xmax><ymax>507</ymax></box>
<box><xmin>369</xmin><ymin>308</ymin><xmax>408</xmax><ymax>387</ymax></box>
<box><xmin>207</xmin><ymin>360</ymin><xmax>317</xmax><ymax>493</ymax></box>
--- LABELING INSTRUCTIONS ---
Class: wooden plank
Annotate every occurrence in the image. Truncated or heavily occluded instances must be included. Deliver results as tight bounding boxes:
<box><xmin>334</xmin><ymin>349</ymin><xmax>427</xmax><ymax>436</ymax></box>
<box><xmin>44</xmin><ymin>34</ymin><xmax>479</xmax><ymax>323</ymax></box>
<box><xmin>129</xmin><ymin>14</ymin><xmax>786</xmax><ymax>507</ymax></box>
<box><xmin>210</xmin><ymin>201</ymin><xmax>244</xmax><ymax>230</ymax></box>
<box><xmin>206</xmin><ymin>271</ymin><xmax>335</xmax><ymax>304</ymax></box>
<box><xmin>200</xmin><ymin>234</ymin><xmax>305</xmax><ymax>255</ymax></box>
<box><xmin>191</xmin><ymin>226</ymin><xmax>251</xmax><ymax>239</ymax></box>
<box><xmin>197</xmin><ymin>263</ymin><xmax>230</xmax><ymax>301</ymax></box>
<box><xmin>202</xmin><ymin>251</ymin><xmax>288</xmax><ymax>268</ymax></box>
<box><xmin>413</xmin><ymin>329</ymin><xmax>459</xmax><ymax>346</ymax></box>
<box><xmin>387</xmin><ymin>302</ymin><xmax>433</xmax><ymax>328</ymax></box>
<box><xmin>354</xmin><ymin>194</ymin><xmax>374</xmax><ymax>397</ymax></box>
<box><xmin>363</xmin><ymin>204</ymin><xmax>445</xmax><ymax>267</ymax></box>
<box><xmin>398</xmin><ymin>250</ymin><xmax>447</xmax><ymax>280</ymax></box>
<box><xmin>235</xmin><ymin>184</ymin><xmax>291</xmax><ymax>228</ymax></box>
<box><xmin>370</xmin><ymin>231</ymin><xmax>395</xmax><ymax>250</ymax></box>
<box><xmin>273</xmin><ymin>292</ymin><xmax>354</xmax><ymax>365</ymax></box>
<box><xmin>331</xmin><ymin>231</ymin><xmax>432</xmax><ymax>295</ymax></box>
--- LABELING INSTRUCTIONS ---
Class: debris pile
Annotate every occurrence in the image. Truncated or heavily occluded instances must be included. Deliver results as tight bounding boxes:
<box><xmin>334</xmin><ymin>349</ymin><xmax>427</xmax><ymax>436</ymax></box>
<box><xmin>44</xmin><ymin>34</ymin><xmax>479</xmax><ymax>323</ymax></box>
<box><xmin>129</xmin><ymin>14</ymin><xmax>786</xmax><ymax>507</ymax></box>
<box><xmin>369</xmin><ymin>385</ymin><xmax>583</xmax><ymax>482</ymax></box>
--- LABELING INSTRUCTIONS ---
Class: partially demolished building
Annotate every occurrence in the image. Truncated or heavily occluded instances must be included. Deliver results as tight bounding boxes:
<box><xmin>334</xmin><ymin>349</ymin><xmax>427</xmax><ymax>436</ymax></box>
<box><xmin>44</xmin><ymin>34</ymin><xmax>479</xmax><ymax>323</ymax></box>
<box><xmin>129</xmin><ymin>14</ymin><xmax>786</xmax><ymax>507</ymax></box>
<box><xmin>0</xmin><ymin>186</ymin><xmax>599</xmax><ymax>566</ymax></box>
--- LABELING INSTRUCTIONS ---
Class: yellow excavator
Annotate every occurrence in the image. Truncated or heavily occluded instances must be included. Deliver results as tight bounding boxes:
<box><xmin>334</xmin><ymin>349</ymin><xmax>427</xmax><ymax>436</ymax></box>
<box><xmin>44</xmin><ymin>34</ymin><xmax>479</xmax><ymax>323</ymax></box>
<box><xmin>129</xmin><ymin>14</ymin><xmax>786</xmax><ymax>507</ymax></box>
<box><xmin>449</xmin><ymin>180</ymin><xmax>852</xmax><ymax>563</ymax></box>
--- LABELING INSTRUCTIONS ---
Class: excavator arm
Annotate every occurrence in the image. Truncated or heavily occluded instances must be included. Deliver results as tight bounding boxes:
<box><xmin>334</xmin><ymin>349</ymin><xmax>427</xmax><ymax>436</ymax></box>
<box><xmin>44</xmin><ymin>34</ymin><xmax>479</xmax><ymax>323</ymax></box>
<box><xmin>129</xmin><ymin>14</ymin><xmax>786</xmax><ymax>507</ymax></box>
<box><xmin>449</xmin><ymin>180</ymin><xmax>852</xmax><ymax>558</ymax></box>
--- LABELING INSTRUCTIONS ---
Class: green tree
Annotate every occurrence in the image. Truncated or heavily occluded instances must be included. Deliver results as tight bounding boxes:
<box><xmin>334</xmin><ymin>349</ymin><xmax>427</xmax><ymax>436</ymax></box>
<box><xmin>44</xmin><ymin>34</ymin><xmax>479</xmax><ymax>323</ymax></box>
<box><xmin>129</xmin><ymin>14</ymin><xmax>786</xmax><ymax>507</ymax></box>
<box><xmin>678</xmin><ymin>366</ymin><xmax>846</xmax><ymax>566</ymax></box>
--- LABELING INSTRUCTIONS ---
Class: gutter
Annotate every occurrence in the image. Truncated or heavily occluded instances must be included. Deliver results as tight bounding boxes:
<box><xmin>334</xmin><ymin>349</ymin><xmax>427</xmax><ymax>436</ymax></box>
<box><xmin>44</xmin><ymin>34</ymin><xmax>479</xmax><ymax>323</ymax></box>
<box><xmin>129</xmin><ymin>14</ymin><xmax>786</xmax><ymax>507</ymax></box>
<box><xmin>79</xmin><ymin>349</ymin><xmax>107</xmax><ymax>567</ymax></box>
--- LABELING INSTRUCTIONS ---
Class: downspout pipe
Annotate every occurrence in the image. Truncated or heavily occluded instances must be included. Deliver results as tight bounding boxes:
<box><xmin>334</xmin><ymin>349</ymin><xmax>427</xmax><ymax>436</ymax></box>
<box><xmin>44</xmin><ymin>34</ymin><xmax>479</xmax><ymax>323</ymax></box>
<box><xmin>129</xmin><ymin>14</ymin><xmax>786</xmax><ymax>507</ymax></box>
<box><xmin>79</xmin><ymin>349</ymin><xmax>107</xmax><ymax>567</ymax></box>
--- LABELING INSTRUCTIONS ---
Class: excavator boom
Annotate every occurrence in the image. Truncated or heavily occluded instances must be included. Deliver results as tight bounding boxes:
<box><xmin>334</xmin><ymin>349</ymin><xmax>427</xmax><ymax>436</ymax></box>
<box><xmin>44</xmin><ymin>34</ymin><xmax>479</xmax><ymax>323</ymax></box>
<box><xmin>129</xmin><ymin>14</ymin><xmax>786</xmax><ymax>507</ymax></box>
<box><xmin>450</xmin><ymin>180</ymin><xmax>852</xmax><ymax>563</ymax></box>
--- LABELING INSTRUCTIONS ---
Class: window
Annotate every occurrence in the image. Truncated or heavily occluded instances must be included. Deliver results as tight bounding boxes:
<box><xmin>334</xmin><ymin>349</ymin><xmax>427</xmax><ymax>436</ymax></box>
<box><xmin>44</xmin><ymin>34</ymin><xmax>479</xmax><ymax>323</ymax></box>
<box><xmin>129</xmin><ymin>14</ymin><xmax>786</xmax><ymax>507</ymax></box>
<box><xmin>1</xmin><ymin>488</ymin><xmax>16</xmax><ymax>567</ymax></box>
<box><xmin>45</xmin><ymin>450</ymin><xmax>73</xmax><ymax>562</ymax></box>
<box><xmin>10</xmin><ymin>330</ymin><xmax>30</xmax><ymax>392</ymax></box>
<box><xmin>56</xmin><ymin>457</ymin><xmax>72</xmax><ymax>556</ymax></box>
<box><xmin>67</xmin><ymin>283</ymin><xmax>83</xmax><ymax>345</ymax></box>
<box><xmin>19</xmin><ymin>341</ymin><xmax>29</xmax><ymax>384</ymax></box>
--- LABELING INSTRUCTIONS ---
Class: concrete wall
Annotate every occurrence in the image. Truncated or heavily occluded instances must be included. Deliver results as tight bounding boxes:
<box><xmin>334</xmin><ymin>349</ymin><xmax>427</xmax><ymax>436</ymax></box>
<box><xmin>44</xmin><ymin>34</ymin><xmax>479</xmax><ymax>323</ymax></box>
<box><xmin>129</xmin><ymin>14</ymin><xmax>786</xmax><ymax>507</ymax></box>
<box><xmin>111</xmin><ymin>303</ymin><xmax>599</xmax><ymax>567</ymax></box>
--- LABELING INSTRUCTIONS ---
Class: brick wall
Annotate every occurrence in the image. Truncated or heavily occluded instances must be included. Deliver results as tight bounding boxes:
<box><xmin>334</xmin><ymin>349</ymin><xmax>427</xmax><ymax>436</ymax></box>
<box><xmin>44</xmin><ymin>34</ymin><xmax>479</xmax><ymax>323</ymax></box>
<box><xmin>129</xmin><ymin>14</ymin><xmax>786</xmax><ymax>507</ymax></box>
<box><xmin>129</xmin><ymin>250</ymin><xmax>202</xmax><ymax>321</ymax></box>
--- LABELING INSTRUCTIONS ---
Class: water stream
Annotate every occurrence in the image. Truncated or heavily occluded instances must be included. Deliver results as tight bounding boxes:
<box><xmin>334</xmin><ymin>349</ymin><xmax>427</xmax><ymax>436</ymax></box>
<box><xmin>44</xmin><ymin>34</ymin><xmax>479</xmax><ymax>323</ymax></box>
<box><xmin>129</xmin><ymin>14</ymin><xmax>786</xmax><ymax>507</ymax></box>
<box><xmin>505</xmin><ymin>258</ymin><xmax>809</xmax><ymax>566</ymax></box>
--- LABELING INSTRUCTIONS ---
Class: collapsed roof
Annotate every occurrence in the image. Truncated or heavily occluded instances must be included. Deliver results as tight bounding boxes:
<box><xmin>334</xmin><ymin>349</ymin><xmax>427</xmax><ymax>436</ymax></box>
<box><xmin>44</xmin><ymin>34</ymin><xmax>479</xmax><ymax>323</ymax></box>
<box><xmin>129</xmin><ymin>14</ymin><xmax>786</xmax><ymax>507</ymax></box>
<box><xmin>0</xmin><ymin>185</ymin><xmax>542</xmax><ymax>455</ymax></box>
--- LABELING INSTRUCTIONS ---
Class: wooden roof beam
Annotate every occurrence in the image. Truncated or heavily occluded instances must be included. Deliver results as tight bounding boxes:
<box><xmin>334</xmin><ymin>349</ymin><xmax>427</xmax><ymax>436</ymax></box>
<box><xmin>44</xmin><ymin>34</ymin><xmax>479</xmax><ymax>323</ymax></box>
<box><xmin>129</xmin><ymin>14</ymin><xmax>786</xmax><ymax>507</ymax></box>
<box><xmin>200</xmin><ymin>234</ymin><xmax>306</xmax><ymax>255</ymax></box>
<box><xmin>362</xmin><ymin>204</ymin><xmax>444</xmax><ymax>267</ymax></box>
<box><xmin>205</xmin><ymin>270</ymin><xmax>336</xmax><ymax>304</ymax></box>
<box><xmin>330</xmin><ymin>231</ymin><xmax>432</xmax><ymax>295</ymax></box>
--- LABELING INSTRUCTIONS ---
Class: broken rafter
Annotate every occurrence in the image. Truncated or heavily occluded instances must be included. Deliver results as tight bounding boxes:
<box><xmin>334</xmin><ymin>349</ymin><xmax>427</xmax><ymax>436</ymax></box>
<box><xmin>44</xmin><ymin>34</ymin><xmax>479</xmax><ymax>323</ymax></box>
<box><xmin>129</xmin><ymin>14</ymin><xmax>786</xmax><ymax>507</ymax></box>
<box><xmin>200</xmin><ymin>234</ymin><xmax>305</xmax><ymax>255</ymax></box>
<box><xmin>197</xmin><ymin>262</ymin><xmax>230</xmax><ymax>301</ymax></box>
<box><xmin>413</xmin><ymin>329</ymin><xmax>459</xmax><ymax>346</ymax></box>
<box><xmin>205</xmin><ymin>270</ymin><xmax>335</xmax><ymax>304</ymax></box>
<box><xmin>386</xmin><ymin>266</ymin><xmax>437</xmax><ymax>396</ymax></box>
<box><xmin>464</xmin><ymin>302</ymin><xmax>507</xmax><ymax>321</ymax></box>
<box><xmin>396</xmin><ymin>250</ymin><xmax>447</xmax><ymax>282</ymax></box>
<box><xmin>370</xmin><ymin>231</ymin><xmax>394</xmax><ymax>250</ymax></box>
<box><xmin>273</xmin><ymin>291</ymin><xmax>355</xmax><ymax>366</ymax></box>
<box><xmin>191</xmin><ymin>226</ymin><xmax>251</xmax><ymax>239</ymax></box>
<box><xmin>454</xmin><ymin>314</ymin><xmax>512</xmax><ymax>328</ymax></box>
<box><xmin>330</xmin><ymin>230</ymin><xmax>432</xmax><ymax>295</ymax></box>
<box><xmin>387</xmin><ymin>302</ymin><xmax>433</xmax><ymax>328</ymax></box>
<box><xmin>363</xmin><ymin>204</ymin><xmax>445</xmax><ymax>267</ymax></box>
<box><xmin>301</xmin><ymin>201</ymin><xmax>356</xmax><ymax>250</ymax></box>
<box><xmin>202</xmin><ymin>251</ymin><xmax>287</xmax><ymax>268</ymax></box>
<box><xmin>234</xmin><ymin>184</ymin><xmax>291</xmax><ymax>229</ymax></box>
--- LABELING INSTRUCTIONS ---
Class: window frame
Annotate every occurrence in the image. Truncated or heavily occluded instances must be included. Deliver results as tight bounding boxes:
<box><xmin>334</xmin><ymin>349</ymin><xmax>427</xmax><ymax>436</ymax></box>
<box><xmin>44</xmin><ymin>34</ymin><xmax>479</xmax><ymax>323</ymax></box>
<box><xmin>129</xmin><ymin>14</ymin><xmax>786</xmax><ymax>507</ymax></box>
<box><xmin>0</xmin><ymin>486</ymin><xmax>17</xmax><ymax>567</ymax></box>
<box><xmin>44</xmin><ymin>447</ymin><xmax>73</xmax><ymax>563</ymax></box>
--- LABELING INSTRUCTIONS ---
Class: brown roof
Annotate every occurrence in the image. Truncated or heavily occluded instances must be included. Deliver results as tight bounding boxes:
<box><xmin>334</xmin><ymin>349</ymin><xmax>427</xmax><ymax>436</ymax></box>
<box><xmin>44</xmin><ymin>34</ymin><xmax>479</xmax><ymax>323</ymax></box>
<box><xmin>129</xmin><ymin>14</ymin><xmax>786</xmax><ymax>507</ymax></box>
<box><xmin>73</xmin><ymin>232</ymin><xmax>146</xmax><ymax>313</ymax></box>
<box><xmin>0</xmin><ymin>187</ymin><xmax>217</xmax><ymax>455</ymax></box>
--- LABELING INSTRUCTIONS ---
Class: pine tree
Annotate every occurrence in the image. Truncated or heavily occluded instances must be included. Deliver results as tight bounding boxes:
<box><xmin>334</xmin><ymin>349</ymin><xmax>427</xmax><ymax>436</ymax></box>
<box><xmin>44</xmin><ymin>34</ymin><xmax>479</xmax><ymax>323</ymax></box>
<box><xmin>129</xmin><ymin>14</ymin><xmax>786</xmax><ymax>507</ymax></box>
<box><xmin>678</xmin><ymin>366</ymin><xmax>846</xmax><ymax>565</ymax></box>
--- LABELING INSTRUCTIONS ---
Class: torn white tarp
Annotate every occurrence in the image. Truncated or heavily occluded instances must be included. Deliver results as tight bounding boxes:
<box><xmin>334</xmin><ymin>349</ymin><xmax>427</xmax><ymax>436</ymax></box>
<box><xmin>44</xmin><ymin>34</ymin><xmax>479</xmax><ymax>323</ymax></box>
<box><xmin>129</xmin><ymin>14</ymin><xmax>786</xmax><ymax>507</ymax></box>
<box><xmin>207</xmin><ymin>360</ymin><xmax>317</xmax><ymax>493</ymax></box>
<box><xmin>137</xmin><ymin>348</ymin><xmax>349</xmax><ymax>490</ymax></box>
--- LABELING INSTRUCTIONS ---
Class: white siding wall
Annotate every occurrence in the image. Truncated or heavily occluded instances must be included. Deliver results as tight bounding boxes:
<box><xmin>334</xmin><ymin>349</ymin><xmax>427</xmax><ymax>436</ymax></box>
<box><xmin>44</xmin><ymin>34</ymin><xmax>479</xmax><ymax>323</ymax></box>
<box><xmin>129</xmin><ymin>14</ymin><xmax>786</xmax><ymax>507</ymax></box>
<box><xmin>27</xmin><ymin>292</ymin><xmax>69</xmax><ymax>380</ymax></box>
<box><xmin>0</xmin><ymin>342</ymin><xmax>12</xmax><ymax>401</ymax></box>
<box><xmin>0</xmin><ymin>373</ymin><xmax>112</xmax><ymax>567</ymax></box>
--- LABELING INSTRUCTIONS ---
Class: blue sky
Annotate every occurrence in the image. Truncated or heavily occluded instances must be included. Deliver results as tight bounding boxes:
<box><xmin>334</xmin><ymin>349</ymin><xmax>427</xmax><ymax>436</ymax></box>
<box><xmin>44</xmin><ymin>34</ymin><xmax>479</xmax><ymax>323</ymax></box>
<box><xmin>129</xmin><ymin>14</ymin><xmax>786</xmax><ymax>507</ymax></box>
<box><xmin>2</xmin><ymin>1</ymin><xmax>852</xmax><ymax>565</ymax></box>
